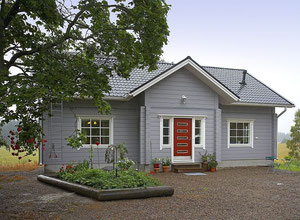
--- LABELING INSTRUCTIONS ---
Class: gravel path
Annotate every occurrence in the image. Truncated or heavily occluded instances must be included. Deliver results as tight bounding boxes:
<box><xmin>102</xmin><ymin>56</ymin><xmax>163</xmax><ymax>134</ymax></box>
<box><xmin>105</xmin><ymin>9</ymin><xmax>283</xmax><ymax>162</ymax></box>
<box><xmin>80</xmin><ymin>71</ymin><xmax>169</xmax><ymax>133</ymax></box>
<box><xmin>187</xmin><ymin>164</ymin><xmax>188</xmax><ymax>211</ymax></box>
<box><xmin>0</xmin><ymin>167</ymin><xmax>300</xmax><ymax>220</ymax></box>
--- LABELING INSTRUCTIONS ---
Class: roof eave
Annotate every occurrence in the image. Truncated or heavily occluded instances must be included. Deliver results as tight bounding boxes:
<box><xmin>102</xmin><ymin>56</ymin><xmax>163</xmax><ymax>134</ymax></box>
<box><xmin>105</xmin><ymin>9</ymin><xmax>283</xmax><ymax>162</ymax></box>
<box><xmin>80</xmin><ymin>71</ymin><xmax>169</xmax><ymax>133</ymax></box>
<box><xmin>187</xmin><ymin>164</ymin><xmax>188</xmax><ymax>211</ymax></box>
<box><xmin>230</xmin><ymin>102</ymin><xmax>295</xmax><ymax>108</ymax></box>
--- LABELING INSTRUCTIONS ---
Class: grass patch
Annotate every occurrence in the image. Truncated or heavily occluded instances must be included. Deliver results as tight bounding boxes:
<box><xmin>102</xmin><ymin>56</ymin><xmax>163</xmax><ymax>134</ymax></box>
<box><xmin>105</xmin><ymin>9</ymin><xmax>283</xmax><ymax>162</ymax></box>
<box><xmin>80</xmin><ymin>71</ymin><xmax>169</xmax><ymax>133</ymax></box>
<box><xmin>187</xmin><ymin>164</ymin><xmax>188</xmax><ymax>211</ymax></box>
<box><xmin>0</xmin><ymin>175</ymin><xmax>27</xmax><ymax>182</ymax></box>
<box><xmin>274</xmin><ymin>160</ymin><xmax>300</xmax><ymax>172</ymax></box>
<box><xmin>0</xmin><ymin>146</ymin><xmax>40</xmax><ymax>171</ymax></box>
<box><xmin>277</xmin><ymin>143</ymin><xmax>290</xmax><ymax>160</ymax></box>
<box><xmin>57</xmin><ymin>165</ymin><xmax>161</xmax><ymax>189</ymax></box>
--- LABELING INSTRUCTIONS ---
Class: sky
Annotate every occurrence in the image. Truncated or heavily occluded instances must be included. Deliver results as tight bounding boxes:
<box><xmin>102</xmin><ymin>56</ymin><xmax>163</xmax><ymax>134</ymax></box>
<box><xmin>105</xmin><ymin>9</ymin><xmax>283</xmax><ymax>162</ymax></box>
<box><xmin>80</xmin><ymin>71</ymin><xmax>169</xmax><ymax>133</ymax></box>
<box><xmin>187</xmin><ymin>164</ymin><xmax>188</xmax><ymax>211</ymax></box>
<box><xmin>162</xmin><ymin>0</ymin><xmax>300</xmax><ymax>133</ymax></box>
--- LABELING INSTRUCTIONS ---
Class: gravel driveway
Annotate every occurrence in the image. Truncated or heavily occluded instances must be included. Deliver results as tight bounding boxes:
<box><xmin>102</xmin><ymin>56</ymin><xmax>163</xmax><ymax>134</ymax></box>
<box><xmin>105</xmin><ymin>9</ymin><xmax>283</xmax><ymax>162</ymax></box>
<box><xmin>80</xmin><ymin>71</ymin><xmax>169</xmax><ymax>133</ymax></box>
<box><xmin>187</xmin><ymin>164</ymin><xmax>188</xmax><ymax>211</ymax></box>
<box><xmin>0</xmin><ymin>167</ymin><xmax>300</xmax><ymax>220</ymax></box>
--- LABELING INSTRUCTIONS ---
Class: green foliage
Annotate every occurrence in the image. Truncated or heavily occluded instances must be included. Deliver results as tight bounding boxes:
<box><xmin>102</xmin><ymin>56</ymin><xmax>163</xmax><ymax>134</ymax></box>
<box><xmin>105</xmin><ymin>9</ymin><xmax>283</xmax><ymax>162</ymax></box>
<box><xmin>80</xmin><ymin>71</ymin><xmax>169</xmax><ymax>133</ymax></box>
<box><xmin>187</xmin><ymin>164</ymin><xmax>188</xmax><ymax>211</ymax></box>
<box><xmin>287</xmin><ymin>109</ymin><xmax>300</xmax><ymax>159</ymax></box>
<box><xmin>274</xmin><ymin>159</ymin><xmax>300</xmax><ymax>172</ymax></box>
<box><xmin>200</xmin><ymin>150</ymin><xmax>209</xmax><ymax>162</ymax></box>
<box><xmin>0</xmin><ymin>0</ymin><xmax>170</xmax><ymax>156</ymax></box>
<box><xmin>57</xmin><ymin>167</ymin><xmax>161</xmax><ymax>189</ymax></box>
<box><xmin>151</xmin><ymin>158</ymin><xmax>161</xmax><ymax>164</ymax></box>
<box><xmin>66</xmin><ymin>130</ymin><xmax>87</xmax><ymax>149</ymax></box>
<box><xmin>117</xmin><ymin>157</ymin><xmax>135</xmax><ymax>170</ymax></box>
<box><xmin>161</xmin><ymin>157</ymin><xmax>171</xmax><ymax>166</ymax></box>
<box><xmin>56</xmin><ymin>160</ymin><xmax>89</xmax><ymax>179</ymax></box>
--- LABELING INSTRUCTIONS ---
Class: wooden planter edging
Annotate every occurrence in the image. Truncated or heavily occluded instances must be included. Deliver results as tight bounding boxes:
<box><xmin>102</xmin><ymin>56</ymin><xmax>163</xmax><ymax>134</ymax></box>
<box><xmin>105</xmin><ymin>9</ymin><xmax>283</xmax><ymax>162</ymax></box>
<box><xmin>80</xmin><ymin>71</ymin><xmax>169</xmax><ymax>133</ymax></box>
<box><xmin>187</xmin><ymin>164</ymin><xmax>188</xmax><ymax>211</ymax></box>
<box><xmin>37</xmin><ymin>175</ymin><xmax>174</xmax><ymax>201</ymax></box>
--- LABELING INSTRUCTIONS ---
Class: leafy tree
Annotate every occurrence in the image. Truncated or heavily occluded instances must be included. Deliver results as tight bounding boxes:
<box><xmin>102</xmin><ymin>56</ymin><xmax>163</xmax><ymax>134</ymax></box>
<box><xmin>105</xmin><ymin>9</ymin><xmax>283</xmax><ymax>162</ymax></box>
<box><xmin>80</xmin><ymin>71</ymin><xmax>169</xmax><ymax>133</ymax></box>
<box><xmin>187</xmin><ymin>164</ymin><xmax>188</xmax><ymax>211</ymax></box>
<box><xmin>0</xmin><ymin>0</ymin><xmax>170</xmax><ymax>156</ymax></box>
<box><xmin>286</xmin><ymin>109</ymin><xmax>300</xmax><ymax>159</ymax></box>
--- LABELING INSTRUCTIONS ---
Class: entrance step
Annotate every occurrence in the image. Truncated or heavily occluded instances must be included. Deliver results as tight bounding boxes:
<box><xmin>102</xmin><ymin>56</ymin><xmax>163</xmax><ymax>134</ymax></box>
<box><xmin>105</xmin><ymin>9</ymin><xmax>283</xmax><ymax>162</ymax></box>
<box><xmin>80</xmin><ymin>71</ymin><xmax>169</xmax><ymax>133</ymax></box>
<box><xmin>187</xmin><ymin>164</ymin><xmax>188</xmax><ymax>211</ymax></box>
<box><xmin>173</xmin><ymin>163</ymin><xmax>207</xmax><ymax>173</ymax></box>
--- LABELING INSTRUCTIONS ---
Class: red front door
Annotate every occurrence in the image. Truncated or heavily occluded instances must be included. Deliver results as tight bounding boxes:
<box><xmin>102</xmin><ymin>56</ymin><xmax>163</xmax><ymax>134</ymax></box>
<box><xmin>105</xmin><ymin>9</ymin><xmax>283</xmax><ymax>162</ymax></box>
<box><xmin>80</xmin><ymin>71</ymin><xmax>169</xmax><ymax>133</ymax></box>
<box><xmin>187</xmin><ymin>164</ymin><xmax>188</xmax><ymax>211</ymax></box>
<box><xmin>174</xmin><ymin>118</ymin><xmax>192</xmax><ymax>156</ymax></box>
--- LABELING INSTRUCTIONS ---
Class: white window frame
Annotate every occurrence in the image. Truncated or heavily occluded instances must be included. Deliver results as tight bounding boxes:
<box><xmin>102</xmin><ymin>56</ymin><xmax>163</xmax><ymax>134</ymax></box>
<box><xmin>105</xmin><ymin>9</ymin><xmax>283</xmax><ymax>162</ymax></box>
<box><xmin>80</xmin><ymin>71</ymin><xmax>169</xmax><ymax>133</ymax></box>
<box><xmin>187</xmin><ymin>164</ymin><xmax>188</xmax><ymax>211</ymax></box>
<box><xmin>77</xmin><ymin>115</ymin><xmax>114</xmax><ymax>148</ymax></box>
<box><xmin>193</xmin><ymin>117</ymin><xmax>206</xmax><ymax>149</ymax></box>
<box><xmin>227</xmin><ymin>119</ymin><xmax>254</xmax><ymax>148</ymax></box>
<box><xmin>160</xmin><ymin>117</ymin><xmax>173</xmax><ymax>150</ymax></box>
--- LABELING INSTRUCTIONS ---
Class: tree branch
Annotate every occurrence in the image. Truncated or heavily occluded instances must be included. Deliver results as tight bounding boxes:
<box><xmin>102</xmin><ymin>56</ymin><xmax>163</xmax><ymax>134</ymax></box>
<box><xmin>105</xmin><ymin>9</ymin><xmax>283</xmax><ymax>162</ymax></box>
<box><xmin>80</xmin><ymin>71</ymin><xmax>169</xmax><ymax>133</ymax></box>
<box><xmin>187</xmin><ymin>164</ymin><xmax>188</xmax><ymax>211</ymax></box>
<box><xmin>3</xmin><ymin>0</ymin><xmax>22</xmax><ymax>28</ymax></box>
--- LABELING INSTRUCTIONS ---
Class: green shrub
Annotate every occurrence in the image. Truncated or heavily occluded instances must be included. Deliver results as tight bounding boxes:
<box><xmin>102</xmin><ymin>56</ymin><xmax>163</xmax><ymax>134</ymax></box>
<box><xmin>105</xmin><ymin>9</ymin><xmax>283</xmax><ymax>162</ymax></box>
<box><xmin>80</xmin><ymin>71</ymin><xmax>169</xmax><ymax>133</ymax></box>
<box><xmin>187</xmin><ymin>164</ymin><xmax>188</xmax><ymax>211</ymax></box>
<box><xmin>56</xmin><ymin>168</ymin><xmax>161</xmax><ymax>189</ymax></box>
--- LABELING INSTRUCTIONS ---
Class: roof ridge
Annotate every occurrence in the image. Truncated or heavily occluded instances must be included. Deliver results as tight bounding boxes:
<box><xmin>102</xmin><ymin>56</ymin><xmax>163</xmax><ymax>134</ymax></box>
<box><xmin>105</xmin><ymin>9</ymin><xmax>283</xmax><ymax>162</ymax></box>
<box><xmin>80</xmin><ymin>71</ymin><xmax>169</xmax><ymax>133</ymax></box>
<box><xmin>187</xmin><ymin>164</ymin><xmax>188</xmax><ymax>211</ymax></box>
<box><xmin>202</xmin><ymin>65</ymin><xmax>246</xmax><ymax>72</ymax></box>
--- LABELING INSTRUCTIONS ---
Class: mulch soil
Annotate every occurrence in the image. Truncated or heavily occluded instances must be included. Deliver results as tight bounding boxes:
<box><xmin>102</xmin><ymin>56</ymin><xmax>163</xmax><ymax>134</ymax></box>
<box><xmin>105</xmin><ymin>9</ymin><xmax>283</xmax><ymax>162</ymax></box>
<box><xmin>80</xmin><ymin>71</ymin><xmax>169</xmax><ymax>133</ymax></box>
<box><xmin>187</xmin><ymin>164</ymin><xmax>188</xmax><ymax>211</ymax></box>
<box><xmin>0</xmin><ymin>167</ymin><xmax>299</xmax><ymax>220</ymax></box>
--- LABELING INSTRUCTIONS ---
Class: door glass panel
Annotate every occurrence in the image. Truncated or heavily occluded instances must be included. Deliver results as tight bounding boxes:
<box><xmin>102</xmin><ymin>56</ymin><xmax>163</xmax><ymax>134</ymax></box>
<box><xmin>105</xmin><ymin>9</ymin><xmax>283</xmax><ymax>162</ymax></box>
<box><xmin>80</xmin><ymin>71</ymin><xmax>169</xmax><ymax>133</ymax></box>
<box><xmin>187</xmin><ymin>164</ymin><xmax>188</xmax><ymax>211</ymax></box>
<box><xmin>163</xmin><ymin>119</ymin><xmax>169</xmax><ymax>127</ymax></box>
<box><xmin>177</xmin><ymin>136</ymin><xmax>188</xmax><ymax>140</ymax></box>
<box><xmin>177</xmin><ymin>150</ymin><xmax>188</xmax><ymax>153</ymax></box>
<box><xmin>177</xmin><ymin>122</ymin><xmax>188</xmax><ymax>126</ymax></box>
<box><xmin>195</xmin><ymin>137</ymin><xmax>200</xmax><ymax>144</ymax></box>
<box><xmin>195</xmin><ymin>120</ymin><xmax>201</xmax><ymax>127</ymax></box>
<box><xmin>177</xmin><ymin>143</ymin><xmax>188</xmax><ymax>147</ymax></box>
<box><xmin>177</xmin><ymin>129</ymin><xmax>188</xmax><ymax>133</ymax></box>
<box><xmin>163</xmin><ymin>128</ymin><xmax>169</xmax><ymax>135</ymax></box>
<box><xmin>163</xmin><ymin>137</ymin><xmax>169</xmax><ymax>145</ymax></box>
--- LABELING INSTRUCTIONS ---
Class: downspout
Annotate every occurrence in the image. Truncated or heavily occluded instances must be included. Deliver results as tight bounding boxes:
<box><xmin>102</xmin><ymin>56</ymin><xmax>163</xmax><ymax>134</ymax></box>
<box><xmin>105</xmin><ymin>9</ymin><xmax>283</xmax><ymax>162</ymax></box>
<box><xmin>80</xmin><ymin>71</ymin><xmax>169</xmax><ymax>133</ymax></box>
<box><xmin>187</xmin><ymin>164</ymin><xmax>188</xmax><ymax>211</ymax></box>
<box><xmin>277</xmin><ymin>107</ymin><xmax>287</xmax><ymax>118</ymax></box>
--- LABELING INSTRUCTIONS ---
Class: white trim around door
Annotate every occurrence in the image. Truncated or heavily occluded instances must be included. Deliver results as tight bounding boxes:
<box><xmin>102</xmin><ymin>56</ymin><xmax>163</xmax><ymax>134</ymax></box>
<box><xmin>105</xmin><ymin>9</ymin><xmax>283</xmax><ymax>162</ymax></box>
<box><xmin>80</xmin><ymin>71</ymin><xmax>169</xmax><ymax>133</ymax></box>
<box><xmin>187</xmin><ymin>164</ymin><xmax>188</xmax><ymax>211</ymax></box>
<box><xmin>158</xmin><ymin>114</ymin><xmax>206</xmax><ymax>164</ymax></box>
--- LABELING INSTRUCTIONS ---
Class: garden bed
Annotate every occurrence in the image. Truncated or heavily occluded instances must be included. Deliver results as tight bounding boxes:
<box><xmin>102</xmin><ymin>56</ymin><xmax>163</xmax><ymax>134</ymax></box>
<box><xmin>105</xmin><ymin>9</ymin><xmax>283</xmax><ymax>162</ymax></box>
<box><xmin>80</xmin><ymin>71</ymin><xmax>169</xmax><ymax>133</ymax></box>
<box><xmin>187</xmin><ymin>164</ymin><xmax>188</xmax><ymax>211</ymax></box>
<box><xmin>37</xmin><ymin>174</ymin><xmax>174</xmax><ymax>201</ymax></box>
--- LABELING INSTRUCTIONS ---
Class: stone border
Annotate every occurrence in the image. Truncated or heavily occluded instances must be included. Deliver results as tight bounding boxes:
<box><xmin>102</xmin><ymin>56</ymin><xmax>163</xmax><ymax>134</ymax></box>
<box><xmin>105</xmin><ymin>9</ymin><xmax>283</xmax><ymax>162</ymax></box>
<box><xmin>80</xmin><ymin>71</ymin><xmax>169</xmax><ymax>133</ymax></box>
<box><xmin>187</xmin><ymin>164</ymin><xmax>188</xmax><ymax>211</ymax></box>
<box><xmin>37</xmin><ymin>175</ymin><xmax>174</xmax><ymax>201</ymax></box>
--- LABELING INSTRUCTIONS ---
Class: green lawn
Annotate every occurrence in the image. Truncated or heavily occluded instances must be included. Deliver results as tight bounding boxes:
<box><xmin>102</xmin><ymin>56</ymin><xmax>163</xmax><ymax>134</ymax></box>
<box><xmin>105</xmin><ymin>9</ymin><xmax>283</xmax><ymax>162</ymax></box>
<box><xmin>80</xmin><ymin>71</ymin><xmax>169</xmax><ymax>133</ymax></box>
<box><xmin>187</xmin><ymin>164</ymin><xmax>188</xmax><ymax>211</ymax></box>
<box><xmin>0</xmin><ymin>146</ymin><xmax>39</xmax><ymax>171</ymax></box>
<box><xmin>276</xmin><ymin>143</ymin><xmax>300</xmax><ymax>172</ymax></box>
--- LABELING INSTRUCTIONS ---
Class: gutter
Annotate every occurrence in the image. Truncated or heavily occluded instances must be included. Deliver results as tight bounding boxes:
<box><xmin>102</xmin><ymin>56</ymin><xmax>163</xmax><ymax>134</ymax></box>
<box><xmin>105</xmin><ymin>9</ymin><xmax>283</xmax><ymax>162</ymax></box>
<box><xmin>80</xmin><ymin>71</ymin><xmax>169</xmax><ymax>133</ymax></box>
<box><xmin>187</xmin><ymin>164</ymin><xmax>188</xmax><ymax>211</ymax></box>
<box><xmin>277</xmin><ymin>107</ymin><xmax>287</xmax><ymax>118</ymax></box>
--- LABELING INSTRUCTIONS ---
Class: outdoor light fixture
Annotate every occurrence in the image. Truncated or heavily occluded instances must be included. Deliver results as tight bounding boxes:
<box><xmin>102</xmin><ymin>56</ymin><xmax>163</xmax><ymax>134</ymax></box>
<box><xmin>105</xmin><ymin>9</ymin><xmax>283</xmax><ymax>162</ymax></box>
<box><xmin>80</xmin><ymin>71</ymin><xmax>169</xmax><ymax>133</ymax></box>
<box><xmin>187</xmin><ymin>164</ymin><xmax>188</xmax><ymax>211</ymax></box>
<box><xmin>181</xmin><ymin>95</ymin><xmax>187</xmax><ymax>104</ymax></box>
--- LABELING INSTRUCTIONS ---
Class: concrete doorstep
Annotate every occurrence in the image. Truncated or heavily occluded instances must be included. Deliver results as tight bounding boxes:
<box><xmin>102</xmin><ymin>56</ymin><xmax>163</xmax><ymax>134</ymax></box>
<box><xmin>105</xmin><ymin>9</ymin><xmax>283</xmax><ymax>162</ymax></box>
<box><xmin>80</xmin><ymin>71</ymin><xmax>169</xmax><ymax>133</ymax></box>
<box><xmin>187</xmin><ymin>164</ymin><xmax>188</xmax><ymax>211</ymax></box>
<box><xmin>37</xmin><ymin>175</ymin><xmax>174</xmax><ymax>201</ymax></box>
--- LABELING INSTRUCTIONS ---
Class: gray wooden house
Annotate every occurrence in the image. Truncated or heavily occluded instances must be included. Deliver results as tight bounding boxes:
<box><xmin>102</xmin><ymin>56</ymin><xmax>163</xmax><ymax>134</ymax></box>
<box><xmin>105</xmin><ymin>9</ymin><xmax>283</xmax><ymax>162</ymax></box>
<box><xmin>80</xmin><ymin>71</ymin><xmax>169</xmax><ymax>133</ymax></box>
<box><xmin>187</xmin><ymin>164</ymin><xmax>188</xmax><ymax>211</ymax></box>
<box><xmin>41</xmin><ymin>57</ymin><xmax>294</xmax><ymax>172</ymax></box>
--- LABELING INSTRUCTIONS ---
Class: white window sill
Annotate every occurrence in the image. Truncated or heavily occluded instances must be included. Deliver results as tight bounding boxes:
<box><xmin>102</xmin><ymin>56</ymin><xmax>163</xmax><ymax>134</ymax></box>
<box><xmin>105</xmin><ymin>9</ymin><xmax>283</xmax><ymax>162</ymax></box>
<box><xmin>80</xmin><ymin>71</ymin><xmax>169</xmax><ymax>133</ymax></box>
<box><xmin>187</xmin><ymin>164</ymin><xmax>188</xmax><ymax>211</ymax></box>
<box><xmin>81</xmin><ymin>145</ymin><xmax>110</xmax><ymax>148</ymax></box>
<box><xmin>228</xmin><ymin>145</ymin><xmax>253</xmax><ymax>148</ymax></box>
<box><xmin>160</xmin><ymin>145</ymin><xmax>171</xmax><ymax>150</ymax></box>
<box><xmin>194</xmin><ymin>145</ymin><xmax>205</xmax><ymax>148</ymax></box>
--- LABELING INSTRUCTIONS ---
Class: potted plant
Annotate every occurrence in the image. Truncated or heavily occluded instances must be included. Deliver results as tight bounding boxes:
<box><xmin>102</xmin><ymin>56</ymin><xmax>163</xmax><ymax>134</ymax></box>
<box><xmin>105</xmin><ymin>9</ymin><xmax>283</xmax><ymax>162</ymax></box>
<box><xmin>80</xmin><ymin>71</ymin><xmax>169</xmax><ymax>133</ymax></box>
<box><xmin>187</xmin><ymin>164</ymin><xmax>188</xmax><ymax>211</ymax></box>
<box><xmin>161</xmin><ymin>157</ymin><xmax>171</xmax><ymax>173</ymax></box>
<box><xmin>200</xmin><ymin>150</ymin><xmax>209</xmax><ymax>171</ymax></box>
<box><xmin>208</xmin><ymin>154</ymin><xmax>218</xmax><ymax>172</ymax></box>
<box><xmin>151</xmin><ymin>158</ymin><xmax>161</xmax><ymax>173</ymax></box>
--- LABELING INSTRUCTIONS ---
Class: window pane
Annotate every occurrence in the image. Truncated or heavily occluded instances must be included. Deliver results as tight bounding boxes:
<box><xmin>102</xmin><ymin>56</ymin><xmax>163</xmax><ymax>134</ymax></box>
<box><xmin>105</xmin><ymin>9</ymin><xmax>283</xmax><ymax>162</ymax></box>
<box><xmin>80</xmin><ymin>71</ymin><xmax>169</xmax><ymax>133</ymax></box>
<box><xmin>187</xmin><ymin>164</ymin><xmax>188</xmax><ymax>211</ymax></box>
<box><xmin>195</xmin><ymin>128</ymin><xmax>200</xmax><ymax>136</ymax></box>
<box><xmin>243</xmin><ymin>129</ymin><xmax>249</xmax><ymax>136</ymax></box>
<box><xmin>82</xmin><ymin>128</ymin><xmax>90</xmax><ymax>136</ymax></box>
<box><xmin>195</xmin><ymin>120</ymin><xmax>200</xmax><ymax>127</ymax></box>
<box><xmin>92</xmin><ymin>120</ymin><xmax>100</xmax><ymax>127</ymax></box>
<box><xmin>163</xmin><ymin>137</ymin><xmax>169</xmax><ymax>145</ymax></box>
<box><xmin>237</xmin><ymin>130</ymin><xmax>243</xmax><ymax>137</ymax></box>
<box><xmin>230</xmin><ymin>123</ymin><xmax>236</xmax><ymax>129</ymax></box>
<box><xmin>244</xmin><ymin>137</ymin><xmax>249</xmax><ymax>144</ymax></box>
<box><xmin>195</xmin><ymin>137</ymin><xmax>200</xmax><ymax>144</ymax></box>
<box><xmin>92</xmin><ymin>137</ymin><xmax>100</xmax><ymax>144</ymax></box>
<box><xmin>237</xmin><ymin>137</ymin><xmax>243</xmax><ymax>144</ymax></box>
<box><xmin>163</xmin><ymin>128</ymin><xmax>169</xmax><ymax>135</ymax></box>
<box><xmin>101</xmin><ymin>120</ymin><xmax>109</xmax><ymax>127</ymax></box>
<box><xmin>91</xmin><ymin>128</ymin><xmax>100</xmax><ymax>136</ymax></box>
<box><xmin>244</xmin><ymin>123</ymin><xmax>249</xmax><ymax>129</ymax></box>
<box><xmin>230</xmin><ymin>130</ymin><xmax>236</xmax><ymax>136</ymax></box>
<box><xmin>101</xmin><ymin>137</ymin><xmax>109</xmax><ymax>144</ymax></box>
<box><xmin>101</xmin><ymin>128</ymin><xmax>109</xmax><ymax>136</ymax></box>
<box><xmin>163</xmin><ymin>119</ymin><xmax>169</xmax><ymax>127</ymax></box>
<box><xmin>237</xmin><ymin>123</ymin><xmax>243</xmax><ymax>129</ymax></box>
<box><xmin>230</xmin><ymin>137</ymin><xmax>236</xmax><ymax>144</ymax></box>
<box><xmin>83</xmin><ymin>136</ymin><xmax>90</xmax><ymax>144</ymax></box>
<box><xmin>81</xmin><ymin>119</ymin><xmax>90</xmax><ymax>127</ymax></box>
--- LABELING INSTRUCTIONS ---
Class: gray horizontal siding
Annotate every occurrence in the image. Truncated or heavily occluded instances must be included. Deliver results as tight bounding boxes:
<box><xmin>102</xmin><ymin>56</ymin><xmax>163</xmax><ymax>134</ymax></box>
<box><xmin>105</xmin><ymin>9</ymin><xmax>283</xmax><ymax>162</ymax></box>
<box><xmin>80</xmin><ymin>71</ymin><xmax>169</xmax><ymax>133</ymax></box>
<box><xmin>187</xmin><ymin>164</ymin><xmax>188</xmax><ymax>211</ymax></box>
<box><xmin>43</xmin><ymin>98</ymin><xmax>141</xmax><ymax>165</ymax></box>
<box><xmin>144</xmin><ymin>68</ymin><xmax>219</xmax><ymax>164</ymax></box>
<box><xmin>220</xmin><ymin>105</ymin><xmax>276</xmax><ymax>160</ymax></box>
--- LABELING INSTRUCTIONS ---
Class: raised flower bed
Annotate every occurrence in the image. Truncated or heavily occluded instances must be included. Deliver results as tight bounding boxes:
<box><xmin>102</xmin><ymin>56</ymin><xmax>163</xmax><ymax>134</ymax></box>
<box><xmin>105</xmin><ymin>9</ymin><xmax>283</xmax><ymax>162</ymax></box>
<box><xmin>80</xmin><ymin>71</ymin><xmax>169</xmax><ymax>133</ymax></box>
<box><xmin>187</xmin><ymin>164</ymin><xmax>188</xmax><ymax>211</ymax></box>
<box><xmin>37</xmin><ymin>162</ymin><xmax>174</xmax><ymax>201</ymax></box>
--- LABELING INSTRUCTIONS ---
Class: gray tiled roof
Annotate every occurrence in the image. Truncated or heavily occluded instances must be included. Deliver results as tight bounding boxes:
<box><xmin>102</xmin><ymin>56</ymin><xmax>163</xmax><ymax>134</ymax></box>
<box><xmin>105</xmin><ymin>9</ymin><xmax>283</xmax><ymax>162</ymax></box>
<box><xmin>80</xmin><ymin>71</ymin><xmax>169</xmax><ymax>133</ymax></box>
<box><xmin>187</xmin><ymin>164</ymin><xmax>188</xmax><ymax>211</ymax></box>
<box><xmin>105</xmin><ymin>58</ymin><xmax>293</xmax><ymax>106</ymax></box>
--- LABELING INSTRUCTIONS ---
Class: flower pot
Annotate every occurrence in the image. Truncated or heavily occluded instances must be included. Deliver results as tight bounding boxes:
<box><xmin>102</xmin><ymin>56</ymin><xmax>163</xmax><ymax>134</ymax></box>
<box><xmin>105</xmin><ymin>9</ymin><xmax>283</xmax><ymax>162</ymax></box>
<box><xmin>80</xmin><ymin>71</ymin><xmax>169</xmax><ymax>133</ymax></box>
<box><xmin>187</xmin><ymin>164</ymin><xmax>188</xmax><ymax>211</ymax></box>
<box><xmin>153</xmin><ymin>163</ymin><xmax>160</xmax><ymax>169</ymax></box>
<box><xmin>202</xmin><ymin>162</ymin><xmax>208</xmax><ymax>171</ymax></box>
<box><xmin>210</xmin><ymin>167</ymin><xmax>216</xmax><ymax>172</ymax></box>
<box><xmin>154</xmin><ymin>167</ymin><xmax>160</xmax><ymax>173</ymax></box>
<box><xmin>162</xmin><ymin>166</ymin><xmax>170</xmax><ymax>173</ymax></box>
